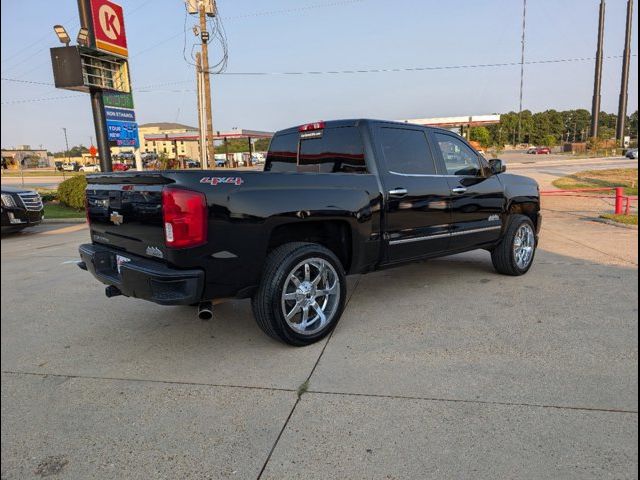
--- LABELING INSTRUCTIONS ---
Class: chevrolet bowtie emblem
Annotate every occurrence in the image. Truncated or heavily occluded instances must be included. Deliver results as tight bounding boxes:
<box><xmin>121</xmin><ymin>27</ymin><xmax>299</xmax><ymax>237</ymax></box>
<box><xmin>110</xmin><ymin>211</ymin><xmax>124</xmax><ymax>226</ymax></box>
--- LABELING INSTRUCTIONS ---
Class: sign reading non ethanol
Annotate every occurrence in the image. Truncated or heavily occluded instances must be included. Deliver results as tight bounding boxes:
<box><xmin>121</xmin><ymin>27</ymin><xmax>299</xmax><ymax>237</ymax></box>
<box><xmin>90</xmin><ymin>0</ymin><xmax>128</xmax><ymax>57</ymax></box>
<box><xmin>105</xmin><ymin>106</ymin><xmax>136</xmax><ymax>122</ymax></box>
<box><xmin>107</xmin><ymin>120</ymin><xmax>139</xmax><ymax>147</ymax></box>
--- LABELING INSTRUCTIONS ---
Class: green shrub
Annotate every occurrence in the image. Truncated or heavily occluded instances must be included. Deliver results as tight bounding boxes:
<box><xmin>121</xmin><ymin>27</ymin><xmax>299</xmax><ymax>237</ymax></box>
<box><xmin>37</xmin><ymin>189</ymin><xmax>58</xmax><ymax>203</ymax></box>
<box><xmin>57</xmin><ymin>175</ymin><xmax>87</xmax><ymax>210</ymax></box>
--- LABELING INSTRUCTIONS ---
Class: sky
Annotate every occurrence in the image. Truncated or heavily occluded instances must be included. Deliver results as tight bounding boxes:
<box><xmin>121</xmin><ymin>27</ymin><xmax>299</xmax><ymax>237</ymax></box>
<box><xmin>1</xmin><ymin>0</ymin><xmax>638</xmax><ymax>151</ymax></box>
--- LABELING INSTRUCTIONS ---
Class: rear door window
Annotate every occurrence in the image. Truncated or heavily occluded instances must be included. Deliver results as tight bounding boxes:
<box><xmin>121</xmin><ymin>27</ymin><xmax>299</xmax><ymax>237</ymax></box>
<box><xmin>299</xmin><ymin>127</ymin><xmax>366</xmax><ymax>173</ymax></box>
<box><xmin>265</xmin><ymin>133</ymin><xmax>298</xmax><ymax>172</ymax></box>
<box><xmin>379</xmin><ymin>127</ymin><xmax>437</xmax><ymax>175</ymax></box>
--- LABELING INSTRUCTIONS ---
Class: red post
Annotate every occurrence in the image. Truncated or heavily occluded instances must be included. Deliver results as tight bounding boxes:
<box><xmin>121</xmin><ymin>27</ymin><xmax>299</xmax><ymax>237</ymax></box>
<box><xmin>615</xmin><ymin>187</ymin><xmax>624</xmax><ymax>214</ymax></box>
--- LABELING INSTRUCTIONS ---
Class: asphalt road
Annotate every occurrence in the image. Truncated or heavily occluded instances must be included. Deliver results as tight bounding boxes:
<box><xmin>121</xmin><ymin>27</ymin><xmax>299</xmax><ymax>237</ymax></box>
<box><xmin>1</xmin><ymin>191</ymin><xmax>637</xmax><ymax>478</ymax></box>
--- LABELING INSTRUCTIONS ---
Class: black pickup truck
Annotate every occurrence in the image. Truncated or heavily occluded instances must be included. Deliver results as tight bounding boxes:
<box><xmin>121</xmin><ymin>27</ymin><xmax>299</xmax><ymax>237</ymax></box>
<box><xmin>79</xmin><ymin>119</ymin><xmax>540</xmax><ymax>345</ymax></box>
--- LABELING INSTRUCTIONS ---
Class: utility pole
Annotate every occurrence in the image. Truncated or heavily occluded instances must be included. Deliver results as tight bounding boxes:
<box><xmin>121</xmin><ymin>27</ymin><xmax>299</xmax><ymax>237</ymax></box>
<box><xmin>77</xmin><ymin>0</ymin><xmax>112</xmax><ymax>172</ymax></box>
<box><xmin>517</xmin><ymin>0</ymin><xmax>527</xmax><ymax>145</ymax></box>
<box><xmin>195</xmin><ymin>52</ymin><xmax>207</xmax><ymax>167</ymax></box>
<box><xmin>591</xmin><ymin>0</ymin><xmax>606</xmax><ymax>139</ymax></box>
<box><xmin>199</xmin><ymin>1</ymin><xmax>216</xmax><ymax>169</ymax></box>
<box><xmin>62</xmin><ymin>127</ymin><xmax>70</xmax><ymax>163</ymax></box>
<box><xmin>616</xmin><ymin>0</ymin><xmax>633</xmax><ymax>146</ymax></box>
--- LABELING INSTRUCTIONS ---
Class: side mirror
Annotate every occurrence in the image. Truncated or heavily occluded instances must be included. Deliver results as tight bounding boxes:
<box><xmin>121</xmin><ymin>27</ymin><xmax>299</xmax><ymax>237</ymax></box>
<box><xmin>489</xmin><ymin>158</ymin><xmax>506</xmax><ymax>175</ymax></box>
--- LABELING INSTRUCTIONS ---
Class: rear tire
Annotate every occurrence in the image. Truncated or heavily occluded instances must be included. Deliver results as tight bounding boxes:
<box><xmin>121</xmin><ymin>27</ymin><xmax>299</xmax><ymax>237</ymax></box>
<box><xmin>491</xmin><ymin>214</ymin><xmax>537</xmax><ymax>276</ymax></box>
<box><xmin>252</xmin><ymin>242</ymin><xmax>347</xmax><ymax>346</ymax></box>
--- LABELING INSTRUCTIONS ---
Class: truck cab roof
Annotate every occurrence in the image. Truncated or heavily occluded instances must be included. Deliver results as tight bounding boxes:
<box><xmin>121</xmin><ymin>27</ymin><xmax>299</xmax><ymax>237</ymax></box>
<box><xmin>276</xmin><ymin>118</ymin><xmax>446</xmax><ymax>135</ymax></box>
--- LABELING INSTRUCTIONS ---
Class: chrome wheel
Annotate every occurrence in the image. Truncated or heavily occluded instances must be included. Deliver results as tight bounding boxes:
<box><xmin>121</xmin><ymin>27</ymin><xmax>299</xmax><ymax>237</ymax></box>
<box><xmin>513</xmin><ymin>223</ymin><xmax>535</xmax><ymax>269</ymax></box>
<box><xmin>281</xmin><ymin>257</ymin><xmax>340</xmax><ymax>336</ymax></box>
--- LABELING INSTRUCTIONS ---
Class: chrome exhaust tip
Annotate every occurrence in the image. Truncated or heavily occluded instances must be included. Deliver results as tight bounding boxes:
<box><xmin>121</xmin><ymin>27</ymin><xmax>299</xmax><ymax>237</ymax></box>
<box><xmin>198</xmin><ymin>301</ymin><xmax>213</xmax><ymax>321</ymax></box>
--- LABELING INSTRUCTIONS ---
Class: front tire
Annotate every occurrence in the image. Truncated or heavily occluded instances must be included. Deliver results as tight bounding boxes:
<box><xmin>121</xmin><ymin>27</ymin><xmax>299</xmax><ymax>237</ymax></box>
<box><xmin>252</xmin><ymin>242</ymin><xmax>347</xmax><ymax>346</ymax></box>
<box><xmin>491</xmin><ymin>214</ymin><xmax>537</xmax><ymax>276</ymax></box>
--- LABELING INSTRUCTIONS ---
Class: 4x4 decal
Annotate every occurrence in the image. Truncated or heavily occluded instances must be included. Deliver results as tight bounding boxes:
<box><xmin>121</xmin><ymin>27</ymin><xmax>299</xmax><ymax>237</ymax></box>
<box><xmin>200</xmin><ymin>177</ymin><xmax>244</xmax><ymax>186</ymax></box>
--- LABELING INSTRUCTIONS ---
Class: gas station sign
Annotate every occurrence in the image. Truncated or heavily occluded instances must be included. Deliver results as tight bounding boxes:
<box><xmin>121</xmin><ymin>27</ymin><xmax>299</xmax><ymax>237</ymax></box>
<box><xmin>107</xmin><ymin>120</ymin><xmax>139</xmax><ymax>147</ymax></box>
<box><xmin>90</xmin><ymin>0</ymin><xmax>128</xmax><ymax>57</ymax></box>
<box><xmin>104</xmin><ymin>106</ymin><xmax>136</xmax><ymax>122</ymax></box>
<box><xmin>51</xmin><ymin>0</ymin><xmax>137</xmax><ymax>171</ymax></box>
<box><xmin>103</xmin><ymin>91</ymin><xmax>134</xmax><ymax>109</ymax></box>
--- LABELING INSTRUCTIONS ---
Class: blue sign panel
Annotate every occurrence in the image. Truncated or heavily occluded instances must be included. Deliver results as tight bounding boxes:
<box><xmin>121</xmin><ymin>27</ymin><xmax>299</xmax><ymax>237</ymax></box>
<box><xmin>107</xmin><ymin>120</ymin><xmax>139</xmax><ymax>147</ymax></box>
<box><xmin>105</xmin><ymin>106</ymin><xmax>136</xmax><ymax>122</ymax></box>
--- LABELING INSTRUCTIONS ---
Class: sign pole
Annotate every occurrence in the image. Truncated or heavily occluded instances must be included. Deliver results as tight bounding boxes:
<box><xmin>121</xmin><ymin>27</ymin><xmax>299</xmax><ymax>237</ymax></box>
<box><xmin>78</xmin><ymin>0</ymin><xmax>113</xmax><ymax>172</ymax></box>
<box><xmin>89</xmin><ymin>88</ymin><xmax>113</xmax><ymax>172</ymax></box>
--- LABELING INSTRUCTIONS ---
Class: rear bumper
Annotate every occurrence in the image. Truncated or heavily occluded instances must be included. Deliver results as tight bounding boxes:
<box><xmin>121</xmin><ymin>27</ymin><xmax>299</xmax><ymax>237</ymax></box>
<box><xmin>78</xmin><ymin>243</ymin><xmax>205</xmax><ymax>305</ymax></box>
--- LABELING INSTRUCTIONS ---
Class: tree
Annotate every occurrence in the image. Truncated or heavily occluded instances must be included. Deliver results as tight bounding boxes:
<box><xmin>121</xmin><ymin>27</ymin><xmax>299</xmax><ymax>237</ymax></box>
<box><xmin>488</xmin><ymin>111</ymin><xmax>518</xmax><ymax>146</ymax></box>
<box><xmin>542</xmin><ymin>134</ymin><xmax>558</xmax><ymax>147</ymax></box>
<box><xmin>628</xmin><ymin>110</ymin><xmax>638</xmax><ymax>137</ymax></box>
<box><xmin>215</xmin><ymin>137</ymin><xmax>271</xmax><ymax>154</ymax></box>
<box><xmin>470</xmin><ymin>127</ymin><xmax>491</xmax><ymax>148</ymax></box>
<box><xmin>53</xmin><ymin>145</ymin><xmax>88</xmax><ymax>158</ymax></box>
<box><xmin>254</xmin><ymin>138</ymin><xmax>270</xmax><ymax>151</ymax></box>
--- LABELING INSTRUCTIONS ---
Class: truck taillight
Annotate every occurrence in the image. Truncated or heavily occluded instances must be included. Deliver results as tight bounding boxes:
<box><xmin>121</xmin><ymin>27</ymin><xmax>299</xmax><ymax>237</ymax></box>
<box><xmin>162</xmin><ymin>188</ymin><xmax>207</xmax><ymax>248</ymax></box>
<box><xmin>85</xmin><ymin>193</ymin><xmax>90</xmax><ymax>225</ymax></box>
<box><xmin>298</xmin><ymin>121</ymin><xmax>325</xmax><ymax>132</ymax></box>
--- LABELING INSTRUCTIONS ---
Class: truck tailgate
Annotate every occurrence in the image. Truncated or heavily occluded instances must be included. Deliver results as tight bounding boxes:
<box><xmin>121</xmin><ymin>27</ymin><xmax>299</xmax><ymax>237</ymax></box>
<box><xmin>86</xmin><ymin>173</ymin><xmax>171</xmax><ymax>260</ymax></box>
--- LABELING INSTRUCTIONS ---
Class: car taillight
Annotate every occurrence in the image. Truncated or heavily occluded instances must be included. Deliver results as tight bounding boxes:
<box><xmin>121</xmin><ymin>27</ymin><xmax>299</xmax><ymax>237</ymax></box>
<box><xmin>162</xmin><ymin>188</ymin><xmax>207</xmax><ymax>248</ymax></box>
<box><xmin>298</xmin><ymin>121</ymin><xmax>325</xmax><ymax>132</ymax></box>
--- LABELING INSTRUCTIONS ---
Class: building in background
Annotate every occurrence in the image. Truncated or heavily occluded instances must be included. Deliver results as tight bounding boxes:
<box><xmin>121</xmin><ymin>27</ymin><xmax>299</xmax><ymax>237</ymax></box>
<box><xmin>138</xmin><ymin>122</ymin><xmax>200</xmax><ymax>159</ymax></box>
<box><xmin>1</xmin><ymin>146</ymin><xmax>51</xmax><ymax>169</ymax></box>
<box><xmin>109</xmin><ymin>122</ymin><xmax>200</xmax><ymax>159</ymax></box>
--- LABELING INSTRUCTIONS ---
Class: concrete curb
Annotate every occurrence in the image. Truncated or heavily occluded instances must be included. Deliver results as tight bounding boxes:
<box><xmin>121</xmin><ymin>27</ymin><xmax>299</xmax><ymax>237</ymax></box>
<box><xmin>43</xmin><ymin>218</ymin><xmax>87</xmax><ymax>224</ymax></box>
<box><xmin>591</xmin><ymin>217</ymin><xmax>638</xmax><ymax>230</ymax></box>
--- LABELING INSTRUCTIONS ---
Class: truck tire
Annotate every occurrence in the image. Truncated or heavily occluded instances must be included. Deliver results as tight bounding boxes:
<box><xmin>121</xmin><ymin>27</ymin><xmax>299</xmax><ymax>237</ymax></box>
<box><xmin>252</xmin><ymin>242</ymin><xmax>347</xmax><ymax>346</ymax></box>
<box><xmin>491</xmin><ymin>214</ymin><xmax>537</xmax><ymax>276</ymax></box>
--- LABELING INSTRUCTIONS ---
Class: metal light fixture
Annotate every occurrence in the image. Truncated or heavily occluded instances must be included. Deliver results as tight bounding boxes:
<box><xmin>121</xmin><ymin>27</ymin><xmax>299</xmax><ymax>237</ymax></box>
<box><xmin>77</xmin><ymin>27</ymin><xmax>89</xmax><ymax>46</ymax></box>
<box><xmin>53</xmin><ymin>25</ymin><xmax>71</xmax><ymax>46</ymax></box>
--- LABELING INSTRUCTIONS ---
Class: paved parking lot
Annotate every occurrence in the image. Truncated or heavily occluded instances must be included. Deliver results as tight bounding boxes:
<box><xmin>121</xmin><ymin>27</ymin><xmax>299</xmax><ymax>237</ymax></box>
<box><xmin>1</xmin><ymin>197</ymin><xmax>638</xmax><ymax>478</ymax></box>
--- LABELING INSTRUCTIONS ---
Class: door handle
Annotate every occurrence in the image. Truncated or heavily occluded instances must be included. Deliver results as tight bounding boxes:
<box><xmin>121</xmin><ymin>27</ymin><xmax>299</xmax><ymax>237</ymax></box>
<box><xmin>388</xmin><ymin>188</ymin><xmax>408</xmax><ymax>197</ymax></box>
<box><xmin>451</xmin><ymin>187</ymin><xmax>467</xmax><ymax>194</ymax></box>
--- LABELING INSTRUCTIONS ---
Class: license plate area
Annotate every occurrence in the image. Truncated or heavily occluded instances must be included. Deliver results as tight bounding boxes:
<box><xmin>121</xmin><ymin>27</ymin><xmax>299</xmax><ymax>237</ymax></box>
<box><xmin>115</xmin><ymin>254</ymin><xmax>131</xmax><ymax>274</ymax></box>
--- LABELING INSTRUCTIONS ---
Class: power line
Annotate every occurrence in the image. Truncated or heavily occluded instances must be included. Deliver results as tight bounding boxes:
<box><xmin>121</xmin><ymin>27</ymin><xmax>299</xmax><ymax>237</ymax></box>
<box><xmin>132</xmin><ymin>0</ymin><xmax>367</xmax><ymax>60</ymax></box>
<box><xmin>0</xmin><ymin>89</ymin><xmax>196</xmax><ymax>106</ymax></box>
<box><xmin>1</xmin><ymin>0</ymin><xmax>157</xmax><ymax>73</ymax></box>
<box><xmin>0</xmin><ymin>15</ymin><xmax>77</xmax><ymax>66</ymax></box>
<box><xmin>2</xmin><ymin>53</ymin><xmax>636</xmax><ymax>93</ymax></box>
<box><xmin>223</xmin><ymin>0</ymin><xmax>365</xmax><ymax>20</ymax></box>
<box><xmin>211</xmin><ymin>54</ymin><xmax>637</xmax><ymax>76</ymax></box>
<box><xmin>1</xmin><ymin>94</ymin><xmax>85</xmax><ymax>105</ymax></box>
<box><xmin>0</xmin><ymin>78</ymin><xmax>53</xmax><ymax>86</ymax></box>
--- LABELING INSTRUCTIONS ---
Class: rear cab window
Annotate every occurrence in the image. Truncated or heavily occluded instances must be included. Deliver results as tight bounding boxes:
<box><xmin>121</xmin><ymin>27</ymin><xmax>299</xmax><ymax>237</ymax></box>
<box><xmin>265</xmin><ymin>126</ymin><xmax>367</xmax><ymax>174</ymax></box>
